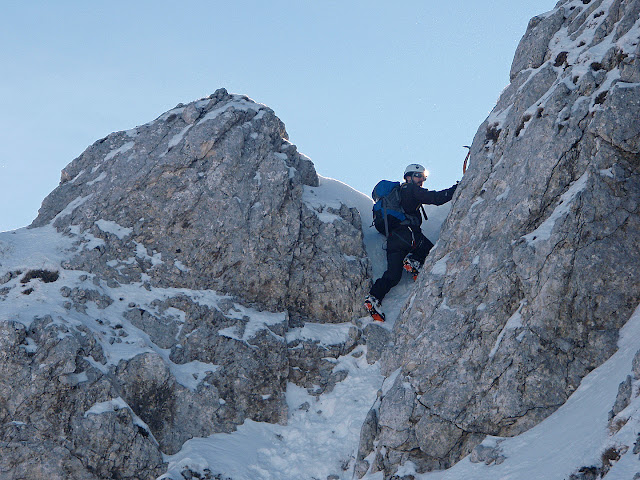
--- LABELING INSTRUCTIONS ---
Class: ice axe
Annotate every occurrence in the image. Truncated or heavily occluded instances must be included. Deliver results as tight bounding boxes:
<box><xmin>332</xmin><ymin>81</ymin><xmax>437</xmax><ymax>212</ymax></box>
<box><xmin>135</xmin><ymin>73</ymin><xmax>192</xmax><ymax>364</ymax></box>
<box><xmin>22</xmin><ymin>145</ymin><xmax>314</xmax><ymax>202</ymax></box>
<box><xmin>463</xmin><ymin>146</ymin><xmax>471</xmax><ymax>174</ymax></box>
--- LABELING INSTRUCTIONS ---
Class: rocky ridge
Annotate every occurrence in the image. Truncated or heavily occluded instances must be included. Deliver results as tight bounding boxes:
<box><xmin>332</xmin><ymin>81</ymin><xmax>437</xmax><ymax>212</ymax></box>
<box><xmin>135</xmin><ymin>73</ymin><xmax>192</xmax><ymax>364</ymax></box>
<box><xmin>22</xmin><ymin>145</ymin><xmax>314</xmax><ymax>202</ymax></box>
<box><xmin>2</xmin><ymin>1</ymin><xmax>640</xmax><ymax>478</ymax></box>
<box><xmin>357</xmin><ymin>0</ymin><xmax>640</xmax><ymax>477</ymax></box>
<box><xmin>0</xmin><ymin>90</ymin><xmax>372</xmax><ymax>478</ymax></box>
<box><xmin>31</xmin><ymin>88</ymin><xmax>369</xmax><ymax>323</ymax></box>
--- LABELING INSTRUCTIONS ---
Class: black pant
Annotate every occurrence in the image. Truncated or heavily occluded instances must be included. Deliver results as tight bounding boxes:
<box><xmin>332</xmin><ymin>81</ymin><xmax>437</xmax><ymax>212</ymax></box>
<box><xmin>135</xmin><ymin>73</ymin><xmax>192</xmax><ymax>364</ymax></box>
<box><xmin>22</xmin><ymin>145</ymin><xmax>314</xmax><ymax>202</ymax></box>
<box><xmin>369</xmin><ymin>226</ymin><xmax>434</xmax><ymax>301</ymax></box>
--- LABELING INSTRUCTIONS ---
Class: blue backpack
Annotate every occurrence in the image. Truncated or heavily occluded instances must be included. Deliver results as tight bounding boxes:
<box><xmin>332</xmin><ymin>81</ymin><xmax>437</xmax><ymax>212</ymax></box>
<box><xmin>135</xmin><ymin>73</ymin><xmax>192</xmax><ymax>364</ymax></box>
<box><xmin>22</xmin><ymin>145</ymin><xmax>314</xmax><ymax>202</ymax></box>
<box><xmin>372</xmin><ymin>180</ymin><xmax>406</xmax><ymax>236</ymax></box>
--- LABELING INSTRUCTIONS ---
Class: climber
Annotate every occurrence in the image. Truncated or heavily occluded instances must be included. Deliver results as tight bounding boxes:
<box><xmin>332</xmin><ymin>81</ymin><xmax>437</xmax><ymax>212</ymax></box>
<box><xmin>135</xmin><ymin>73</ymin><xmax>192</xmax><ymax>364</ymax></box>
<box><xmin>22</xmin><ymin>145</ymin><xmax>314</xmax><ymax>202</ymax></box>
<box><xmin>364</xmin><ymin>163</ymin><xmax>458</xmax><ymax>322</ymax></box>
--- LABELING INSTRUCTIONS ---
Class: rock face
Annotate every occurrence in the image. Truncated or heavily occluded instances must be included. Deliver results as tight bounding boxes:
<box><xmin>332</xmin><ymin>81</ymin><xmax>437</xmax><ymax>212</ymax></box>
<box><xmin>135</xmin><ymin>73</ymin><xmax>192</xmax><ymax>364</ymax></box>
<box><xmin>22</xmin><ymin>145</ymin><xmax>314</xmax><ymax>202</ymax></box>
<box><xmin>0</xmin><ymin>318</ymin><xmax>166</xmax><ymax>480</ymax></box>
<box><xmin>32</xmin><ymin>88</ymin><xmax>368</xmax><ymax>323</ymax></box>
<box><xmin>1</xmin><ymin>90</ymin><xmax>369</xmax><ymax>478</ymax></box>
<box><xmin>359</xmin><ymin>0</ymin><xmax>640</xmax><ymax>476</ymax></box>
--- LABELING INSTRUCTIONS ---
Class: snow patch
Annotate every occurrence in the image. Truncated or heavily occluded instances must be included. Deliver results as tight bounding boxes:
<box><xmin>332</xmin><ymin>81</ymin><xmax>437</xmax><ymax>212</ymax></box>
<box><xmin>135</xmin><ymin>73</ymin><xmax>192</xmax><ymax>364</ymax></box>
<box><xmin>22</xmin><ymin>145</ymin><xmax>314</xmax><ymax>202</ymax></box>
<box><xmin>104</xmin><ymin>141</ymin><xmax>134</xmax><ymax>162</ymax></box>
<box><xmin>421</xmin><ymin>202</ymin><xmax>452</xmax><ymax>244</ymax></box>
<box><xmin>286</xmin><ymin>322</ymin><xmax>353</xmax><ymax>346</ymax></box>
<box><xmin>161</xmin><ymin>350</ymin><xmax>382</xmax><ymax>480</ymax></box>
<box><xmin>157</xmin><ymin>107</ymin><xmax>185</xmax><ymax>122</ymax></box>
<box><xmin>168</xmin><ymin>125</ymin><xmax>193</xmax><ymax>149</ymax></box>
<box><xmin>95</xmin><ymin>219</ymin><xmax>132</xmax><ymax>240</ymax></box>
<box><xmin>486</xmin><ymin>105</ymin><xmax>513</xmax><ymax>130</ymax></box>
<box><xmin>169</xmin><ymin>360</ymin><xmax>220</xmax><ymax>391</ymax></box>
<box><xmin>431</xmin><ymin>253</ymin><xmax>451</xmax><ymax>276</ymax></box>
<box><xmin>85</xmin><ymin>397</ymin><xmax>131</xmax><ymax>417</ymax></box>
<box><xmin>199</xmin><ymin>97</ymin><xmax>264</xmax><ymax>124</ymax></box>
<box><xmin>218</xmin><ymin>306</ymin><xmax>287</xmax><ymax>343</ymax></box>
<box><xmin>134</xmin><ymin>242</ymin><xmax>163</xmax><ymax>266</ymax></box>
<box><xmin>523</xmin><ymin>170</ymin><xmax>590</xmax><ymax>245</ymax></box>
<box><xmin>174</xmin><ymin>260</ymin><xmax>190</xmax><ymax>272</ymax></box>
<box><xmin>302</xmin><ymin>178</ymin><xmax>365</xmax><ymax>224</ymax></box>
<box><xmin>84</xmin><ymin>396</ymin><xmax>156</xmax><ymax>441</ymax></box>
<box><xmin>0</xmin><ymin>225</ymin><xmax>75</xmax><ymax>273</ymax></box>
<box><xmin>496</xmin><ymin>186</ymin><xmax>510</xmax><ymax>201</ymax></box>
<box><xmin>87</xmin><ymin>172</ymin><xmax>107</xmax><ymax>186</ymax></box>
<box><xmin>52</xmin><ymin>194</ymin><xmax>93</xmax><ymax>222</ymax></box>
<box><xmin>20</xmin><ymin>336</ymin><xmax>38</xmax><ymax>353</ymax></box>
<box><xmin>599</xmin><ymin>167</ymin><xmax>615</xmax><ymax>178</ymax></box>
<box><xmin>69</xmin><ymin>169</ymin><xmax>85</xmax><ymax>184</ymax></box>
<box><xmin>489</xmin><ymin>301</ymin><xmax>526</xmax><ymax>358</ymax></box>
<box><xmin>68</xmin><ymin>225</ymin><xmax>106</xmax><ymax>250</ymax></box>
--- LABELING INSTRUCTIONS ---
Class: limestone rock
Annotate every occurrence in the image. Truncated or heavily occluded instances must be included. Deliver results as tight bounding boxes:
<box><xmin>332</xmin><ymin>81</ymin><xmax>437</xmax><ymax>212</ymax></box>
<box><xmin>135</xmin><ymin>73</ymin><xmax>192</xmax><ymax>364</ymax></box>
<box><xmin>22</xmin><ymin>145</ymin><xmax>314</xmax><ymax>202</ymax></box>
<box><xmin>355</xmin><ymin>405</ymin><xmax>380</xmax><ymax>478</ymax></box>
<box><xmin>363</xmin><ymin>323</ymin><xmax>391</xmax><ymax>364</ymax></box>
<box><xmin>0</xmin><ymin>318</ymin><xmax>166</xmax><ymax>479</ymax></box>
<box><xmin>632</xmin><ymin>349</ymin><xmax>640</xmax><ymax>379</ymax></box>
<box><xmin>469</xmin><ymin>444</ymin><xmax>506</xmax><ymax>465</ymax></box>
<box><xmin>1</xmin><ymin>90</ymin><xmax>370</xmax><ymax>478</ymax></box>
<box><xmin>609</xmin><ymin>375</ymin><xmax>633</xmax><ymax>420</ymax></box>
<box><xmin>364</xmin><ymin>0</ymin><xmax>640</xmax><ymax>475</ymax></box>
<box><xmin>509</xmin><ymin>8</ymin><xmax>565</xmax><ymax>80</ymax></box>
<box><xmin>31</xmin><ymin>88</ymin><xmax>369</xmax><ymax>323</ymax></box>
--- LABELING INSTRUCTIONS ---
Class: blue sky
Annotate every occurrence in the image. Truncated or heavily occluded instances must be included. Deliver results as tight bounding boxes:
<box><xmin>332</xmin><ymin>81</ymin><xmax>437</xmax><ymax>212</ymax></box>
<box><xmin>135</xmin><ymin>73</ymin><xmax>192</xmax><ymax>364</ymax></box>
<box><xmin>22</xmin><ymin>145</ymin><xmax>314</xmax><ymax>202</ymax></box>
<box><xmin>0</xmin><ymin>0</ymin><xmax>558</xmax><ymax>232</ymax></box>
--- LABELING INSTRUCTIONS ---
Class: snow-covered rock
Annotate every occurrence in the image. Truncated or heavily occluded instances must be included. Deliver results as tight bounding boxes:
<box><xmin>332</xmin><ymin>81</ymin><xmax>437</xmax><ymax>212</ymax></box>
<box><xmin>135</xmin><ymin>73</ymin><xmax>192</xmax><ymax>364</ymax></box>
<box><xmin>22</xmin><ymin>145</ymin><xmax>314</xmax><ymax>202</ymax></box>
<box><xmin>361</xmin><ymin>0</ymin><xmax>640</xmax><ymax>476</ymax></box>
<box><xmin>0</xmin><ymin>91</ymin><xmax>373</xmax><ymax>478</ymax></box>
<box><xmin>32</xmin><ymin>88</ymin><xmax>369</xmax><ymax>324</ymax></box>
<box><xmin>2</xmin><ymin>2</ymin><xmax>640</xmax><ymax>478</ymax></box>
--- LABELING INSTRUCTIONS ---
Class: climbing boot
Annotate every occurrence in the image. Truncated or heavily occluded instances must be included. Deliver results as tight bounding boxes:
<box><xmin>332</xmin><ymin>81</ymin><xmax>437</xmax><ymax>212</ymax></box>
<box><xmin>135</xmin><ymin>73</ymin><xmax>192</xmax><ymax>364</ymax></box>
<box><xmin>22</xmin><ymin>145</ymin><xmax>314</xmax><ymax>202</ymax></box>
<box><xmin>364</xmin><ymin>295</ymin><xmax>385</xmax><ymax>322</ymax></box>
<box><xmin>403</xmin><ymin>257</ymin><xmax>421</xmax><ymax>281</ymax></box>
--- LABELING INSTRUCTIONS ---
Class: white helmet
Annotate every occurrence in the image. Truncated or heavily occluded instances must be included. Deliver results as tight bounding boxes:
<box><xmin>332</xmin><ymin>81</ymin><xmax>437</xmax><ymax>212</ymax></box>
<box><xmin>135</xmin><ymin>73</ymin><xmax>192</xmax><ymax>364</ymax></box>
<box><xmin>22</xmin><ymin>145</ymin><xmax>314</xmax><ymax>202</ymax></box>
<box><xmin>404</xmin><ymin>163</ymin><xmax>427</xmax><ymax>178</ymax></box>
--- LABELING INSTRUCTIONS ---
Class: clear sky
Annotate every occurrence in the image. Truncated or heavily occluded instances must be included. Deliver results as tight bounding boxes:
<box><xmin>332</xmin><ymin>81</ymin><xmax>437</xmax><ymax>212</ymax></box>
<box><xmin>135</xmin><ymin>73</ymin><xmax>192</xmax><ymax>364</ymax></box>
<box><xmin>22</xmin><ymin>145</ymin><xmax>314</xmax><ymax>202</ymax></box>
<box><xmin>0</xmin><ymin>0</ymin><xmax>558</xmax><ymax>232</ymax></box>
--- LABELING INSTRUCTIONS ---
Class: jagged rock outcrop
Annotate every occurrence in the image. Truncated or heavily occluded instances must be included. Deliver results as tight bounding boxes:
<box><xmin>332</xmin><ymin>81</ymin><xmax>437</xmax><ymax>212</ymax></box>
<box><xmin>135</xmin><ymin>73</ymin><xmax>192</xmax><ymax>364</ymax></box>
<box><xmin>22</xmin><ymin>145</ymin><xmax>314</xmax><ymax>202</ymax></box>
<box><xmin>358</xmin><ymin>0</ymin><xmax>640</xmax><ymax>476</ymax></box>
<box><xmin>1</xmin><ymin>90</ymin><xmax>369</xmax><ymax>478</ymax></box>
<box><xmin>31</xmin><ymin>88</ymin><xmax>368</xmax><ymax>323</ymax></box>
<box><xmin>0</xmin><ymin>318</ymin><xmax>166</xmax><ymax>479</ymax></box>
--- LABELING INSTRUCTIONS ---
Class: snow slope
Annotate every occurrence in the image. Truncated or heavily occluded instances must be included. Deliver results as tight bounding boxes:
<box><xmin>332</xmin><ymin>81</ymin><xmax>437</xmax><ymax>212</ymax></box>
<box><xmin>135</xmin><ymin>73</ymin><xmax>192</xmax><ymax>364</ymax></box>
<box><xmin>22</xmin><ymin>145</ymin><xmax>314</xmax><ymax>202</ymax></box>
<box><xmin>159</xmin><ymin>350</ymin><xmax>383</xmax><ymax>480</ymax></box>
<box><xmin>159</xmin><ymin>175</ymin><xmax>452</xmax><ymax>479</ymax></box>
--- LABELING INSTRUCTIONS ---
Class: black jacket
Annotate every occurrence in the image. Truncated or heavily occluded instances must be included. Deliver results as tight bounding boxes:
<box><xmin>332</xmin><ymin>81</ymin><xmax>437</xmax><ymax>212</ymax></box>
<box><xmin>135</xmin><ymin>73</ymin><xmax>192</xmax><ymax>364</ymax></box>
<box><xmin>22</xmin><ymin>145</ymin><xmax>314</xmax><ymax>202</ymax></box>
<box><xmin>400</xmin><ymin>182</ymin><xmax>457</xmax><ymax>226</ymax></box>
